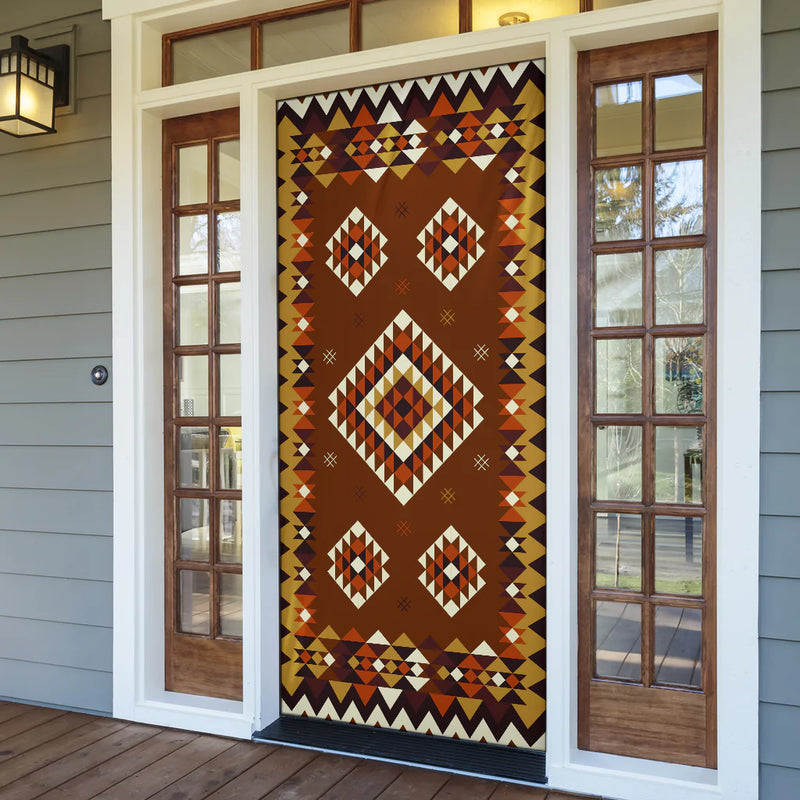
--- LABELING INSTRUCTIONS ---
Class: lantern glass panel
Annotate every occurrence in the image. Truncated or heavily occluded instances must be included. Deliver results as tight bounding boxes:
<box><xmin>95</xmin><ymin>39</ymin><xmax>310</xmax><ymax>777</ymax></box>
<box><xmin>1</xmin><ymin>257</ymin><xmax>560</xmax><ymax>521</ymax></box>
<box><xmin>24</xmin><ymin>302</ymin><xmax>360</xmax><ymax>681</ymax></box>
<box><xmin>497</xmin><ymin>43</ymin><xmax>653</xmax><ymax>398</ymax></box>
<box><xmin>19</xmin><ymin>74</ymin><xmax>52</xmax><ymax>128</ymax></box>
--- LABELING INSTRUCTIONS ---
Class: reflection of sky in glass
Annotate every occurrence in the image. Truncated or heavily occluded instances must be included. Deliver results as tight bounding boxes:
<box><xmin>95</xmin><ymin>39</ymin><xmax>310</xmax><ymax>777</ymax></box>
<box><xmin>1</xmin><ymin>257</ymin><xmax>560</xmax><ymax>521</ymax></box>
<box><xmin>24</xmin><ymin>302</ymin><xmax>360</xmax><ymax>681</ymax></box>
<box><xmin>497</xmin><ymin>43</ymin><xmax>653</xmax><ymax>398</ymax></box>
<box><xmin>655</xmin><ymin>72</ymin><xmax>702</xmax><ymax>99</ymax></box>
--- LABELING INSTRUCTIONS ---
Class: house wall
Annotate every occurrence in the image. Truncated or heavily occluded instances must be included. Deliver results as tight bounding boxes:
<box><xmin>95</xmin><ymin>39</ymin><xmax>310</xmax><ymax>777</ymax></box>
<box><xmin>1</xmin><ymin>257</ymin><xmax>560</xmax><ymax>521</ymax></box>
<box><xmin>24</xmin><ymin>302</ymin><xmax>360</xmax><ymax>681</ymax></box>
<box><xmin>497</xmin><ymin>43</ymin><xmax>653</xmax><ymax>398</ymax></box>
<box><xmin>761</xmin><ymin>0</ymin><xmax>800</xmax><ymax>795</ymax></box>
<box><xmin>0</xmin><ymin>0</ymin><xmax>112</xmax><ymax>714</ymax></box>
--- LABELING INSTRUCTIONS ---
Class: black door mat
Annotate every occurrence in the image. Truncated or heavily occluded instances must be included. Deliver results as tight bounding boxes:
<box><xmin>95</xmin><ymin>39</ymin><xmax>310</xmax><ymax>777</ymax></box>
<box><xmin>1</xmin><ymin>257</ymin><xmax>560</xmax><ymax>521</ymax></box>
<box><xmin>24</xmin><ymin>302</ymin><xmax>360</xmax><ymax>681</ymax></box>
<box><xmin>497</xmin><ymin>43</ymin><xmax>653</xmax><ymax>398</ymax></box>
<box><xmin>254</xmin><ymin>716</ymin><xmax>547</xmax><ymax>785</ymax></box>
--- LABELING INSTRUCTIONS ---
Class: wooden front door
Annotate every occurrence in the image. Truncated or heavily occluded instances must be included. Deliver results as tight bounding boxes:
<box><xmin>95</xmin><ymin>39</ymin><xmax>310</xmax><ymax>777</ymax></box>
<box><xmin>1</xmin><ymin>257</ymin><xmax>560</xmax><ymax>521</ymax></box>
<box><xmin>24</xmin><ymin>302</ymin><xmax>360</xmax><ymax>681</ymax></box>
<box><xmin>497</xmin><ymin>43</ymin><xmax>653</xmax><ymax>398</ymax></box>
<box><xmin>277</xmin><ymin>63</ymin><xmax>546</xmax><ymax>748</ymax></box>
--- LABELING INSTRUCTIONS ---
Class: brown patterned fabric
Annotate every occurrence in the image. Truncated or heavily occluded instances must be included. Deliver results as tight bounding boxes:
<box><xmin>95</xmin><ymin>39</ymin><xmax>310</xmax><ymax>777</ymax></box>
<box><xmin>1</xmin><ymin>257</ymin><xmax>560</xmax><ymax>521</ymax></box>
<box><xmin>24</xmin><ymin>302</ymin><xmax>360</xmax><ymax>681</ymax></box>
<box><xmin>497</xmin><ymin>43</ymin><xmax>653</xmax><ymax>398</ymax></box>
<box><xmin>277</xmin><ymin>61</ymin><xmax>546</xmax><ymax>749</ymax></box>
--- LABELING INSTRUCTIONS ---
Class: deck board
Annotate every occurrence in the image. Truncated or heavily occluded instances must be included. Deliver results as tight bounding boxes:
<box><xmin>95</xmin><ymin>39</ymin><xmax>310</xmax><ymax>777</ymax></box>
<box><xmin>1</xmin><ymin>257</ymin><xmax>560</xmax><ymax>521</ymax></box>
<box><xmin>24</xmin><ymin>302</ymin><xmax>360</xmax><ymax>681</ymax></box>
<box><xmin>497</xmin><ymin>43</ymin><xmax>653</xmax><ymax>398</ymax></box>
<box><xmin>0</xmin><ymin>703</ymin><xmax>608</xmax><ymax>800</ymax></box>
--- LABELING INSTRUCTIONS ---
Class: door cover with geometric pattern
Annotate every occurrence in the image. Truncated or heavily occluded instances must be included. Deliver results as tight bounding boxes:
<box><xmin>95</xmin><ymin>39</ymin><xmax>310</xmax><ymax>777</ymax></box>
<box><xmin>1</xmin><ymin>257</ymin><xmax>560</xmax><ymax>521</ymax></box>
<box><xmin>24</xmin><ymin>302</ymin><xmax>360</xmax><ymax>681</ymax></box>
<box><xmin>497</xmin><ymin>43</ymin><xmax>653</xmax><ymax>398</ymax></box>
<box><xmin>277</xmin><ymin>61</ymin><xmax>546</xmax><ymax>750</ymax></box>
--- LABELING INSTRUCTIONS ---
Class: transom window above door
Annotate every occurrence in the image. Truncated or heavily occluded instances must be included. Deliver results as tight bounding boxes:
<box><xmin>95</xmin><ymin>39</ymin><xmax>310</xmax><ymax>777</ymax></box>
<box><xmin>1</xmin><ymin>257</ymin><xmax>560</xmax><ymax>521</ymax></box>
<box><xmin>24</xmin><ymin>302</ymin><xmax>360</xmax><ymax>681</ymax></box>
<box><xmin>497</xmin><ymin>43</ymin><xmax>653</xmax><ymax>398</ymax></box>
<box><xmin>163</xmin><ymin>0</ymin><xmax>651</xmax><ymax>85</ymax></box>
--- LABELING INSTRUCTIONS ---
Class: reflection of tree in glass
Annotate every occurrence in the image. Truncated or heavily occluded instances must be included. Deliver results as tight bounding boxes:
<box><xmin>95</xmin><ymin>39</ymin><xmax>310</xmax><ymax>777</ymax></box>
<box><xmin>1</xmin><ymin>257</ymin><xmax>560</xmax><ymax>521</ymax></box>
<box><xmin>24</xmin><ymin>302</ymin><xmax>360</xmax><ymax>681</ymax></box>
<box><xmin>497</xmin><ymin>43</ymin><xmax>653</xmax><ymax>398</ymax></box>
<box><xmin>596</xmin><ymin>253</ymin><xmax>642</xmax><ymax>327</ymax></box>
<box><xmin>597</xmin><ymin>339</ymin><xmax>642</xmax><ymax>413</ymax></box>
<box><xmin>595</xmin><ymin>166</ymin><xmax>642</xmax><ymax>241</ymax></box>
<box><xmin>217</xmin><ymin>213</ymin><xmax>241</xmax><ymax>271</ymax></box>
<box><xmin>657</xmin><ymin>337</ymin><xmax>703</xmax><ymax>414</ymax></box>
<box><xmin>654</xmin><ymin>160</ymin><xmax>703</xmax><ymax>237</ymax></box>
<box><xmin>655</xmin><ymin>248</ymin><xmax>703</xmax><ymax>325</ymax></box>
<box><xmin>600</xmin><ymin>425</ymin><xmax>641</xmax><ymax>501</ymax></box>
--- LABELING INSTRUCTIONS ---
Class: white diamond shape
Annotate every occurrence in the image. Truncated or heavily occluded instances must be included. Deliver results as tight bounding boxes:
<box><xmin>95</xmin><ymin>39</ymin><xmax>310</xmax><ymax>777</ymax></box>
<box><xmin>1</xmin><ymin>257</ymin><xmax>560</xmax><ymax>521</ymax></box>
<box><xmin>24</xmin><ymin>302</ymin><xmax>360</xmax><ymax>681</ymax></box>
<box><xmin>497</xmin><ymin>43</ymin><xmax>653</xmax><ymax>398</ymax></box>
<box><xmin>418</xmin><ymin>525</ymin><xmax>485</xmax><ymax>617</ymax></box>
<box><xmin>417</xmin><ymin>198</ymin><xmax>485</xmax><ymax>291</ymax></box>
<box><xmin>329</xmin><ymin>311</ymin><xmax>483</xmax><ymax>505</ymax></box>
<box><xmin>326</xmin><ymin>208</ymin><xmax>387</xmax><ymax>296</ymax></box>
<box><xmin>328</xmin><ymin>521</ymin><xmax>389</xmax><ymax>609</ymax></box>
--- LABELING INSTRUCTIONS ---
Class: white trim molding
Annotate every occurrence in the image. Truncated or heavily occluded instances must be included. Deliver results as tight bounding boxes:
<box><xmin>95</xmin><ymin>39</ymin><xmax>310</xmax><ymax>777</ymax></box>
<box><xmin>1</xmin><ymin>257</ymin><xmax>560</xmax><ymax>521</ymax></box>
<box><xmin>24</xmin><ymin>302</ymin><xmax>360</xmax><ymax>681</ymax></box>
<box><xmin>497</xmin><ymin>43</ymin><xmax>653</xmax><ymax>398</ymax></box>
<box><xmin>106</xmin><ymin>1</ymin><xmax>760</xmax><ymax>798</ymax></box>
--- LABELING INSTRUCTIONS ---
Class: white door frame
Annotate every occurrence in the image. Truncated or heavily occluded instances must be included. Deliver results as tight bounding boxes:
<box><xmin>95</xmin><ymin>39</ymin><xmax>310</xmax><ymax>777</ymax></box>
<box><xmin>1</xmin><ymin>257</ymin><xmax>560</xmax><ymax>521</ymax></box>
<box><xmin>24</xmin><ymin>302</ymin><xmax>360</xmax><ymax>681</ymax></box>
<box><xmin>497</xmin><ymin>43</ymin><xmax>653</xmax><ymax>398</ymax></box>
<box><xmin>105</xmin><ymin>0</ymin><xmax>760</xmax><ymax>797</ymax></box>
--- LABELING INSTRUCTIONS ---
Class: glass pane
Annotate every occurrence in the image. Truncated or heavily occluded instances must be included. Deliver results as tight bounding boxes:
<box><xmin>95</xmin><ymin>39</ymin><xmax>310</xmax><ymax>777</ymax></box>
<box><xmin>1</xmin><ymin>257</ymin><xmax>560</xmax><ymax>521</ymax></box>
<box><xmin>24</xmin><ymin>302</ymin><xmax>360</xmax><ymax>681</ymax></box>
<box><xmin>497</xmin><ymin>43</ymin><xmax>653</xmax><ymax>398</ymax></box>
<box><xmin>595</xmin><ymin>512</ymin><xmax>641</xmax><ymax>591</ymax></box>
<box><xmin>595</xmin><ymin>600</ymin><xmax>641</xmax><ymax>681</ymax></box>
<box><xmin>654</xmin><ymin>337</ymin><xmax>704</xmax><ymax>415</ymax></box>
<box><xmin>363</xmin><ymin>0</ymin><xmax>458</xmax><ymax>49</ymax></box>
<box><xmin>178</xmin><ymin>145</ymin><xmax>207</xmax><ymax>206</ymax></box>
<box><xmin>219</xmin><ymin>354</ymin><xmax>242</xmax><ymax>418</ymax></box>
<box><xmin>655</xmin><ymin>248</ymin><xmax>704</xmax><ymax>325</ymax></box>
<box><xmin>595</xmin><ymin>252</ymin><xmax>642</xmax><ymax>327</ymax></box>
<box><xmin>655</xmin><ymin>516</ymin><xmax>703</xmax><ymax>595</ymax></box>
<box><xmin>261</xmin><ymin>9</ymin><xmax>349</xmax><ymax>68</ymax></box>
<box><xmin>655</xmin><ymin>426</ymin><xmax>703</xmax><ymax>504</ymax></box>
<box><xmin>217</xmin><ymin>139</ymin><xmax>240</xmax><ymax>202</ymax></box>
<box><xmin>654</xmin><ymin>606</ymin><xmax>702</xmax><ymax>688</ymax></box>
<box><xmin>655</xmin><ymin>72</ymin><xmax>703</xmax><ymax>151</ymax></box>
<box><xmin>178</xmin><ymin>570</ymin><xmax>210</xmax><ymax>634</ymax></box>
<box><xmin>595</xmin><ymin>81</ymin><xmax>642</xmax><ymax>157</ymax></box>
<box><xmin>595</xmin><ymin>165</ymin><xmax>642</xmax><ymax>241</ymax></box>
<box><xmin>596</xmin><ymin>425</ymin><xmax>642</xmax><ymax>502</ymax></box>
<box><xmin>178</xmin><ymin>498</ymin><xmax>210</xmax><ymax>562</ymax></box>
<box><xmin>219</xmin><ymin>573</ymin><xmax>243</xmax><ymax>637</ymax></box>
<box><xmin>217</xmin><ymin>212</ymin><xmax>241</xmax><ymax>272</ymax></box>
<box><xmin>178</xmin><ymin>426</ymin><xmax>209</xmax><ymax>489</ymax></box>
<box><xmin>177</xmin><ymin>355</ymin><xmax>209</xmax><ymax>417</ymax></box>
<box><xmin>178</xmin><ymin>285</ymin><xmax>208</xmax><ymax>346</ymax></box>
<box><xmin>472</xmin><ymin>0</ymin><xmax>578</xmax><ymax>31</ymax></box>
<box><xmin>218</xmin><ymin>282</ymin><xmax>241</xmax><ymax>344</ymax></box>
<box><xmin>219</xmin><ymin>499</ymin><xmax>242</xmax><ymax>564</ymax></box>
<box><xmin>219</xmin><ymin>426</ymin><xmax>242</xmax><ymax>490</ymax></box>
<box><xmin>178</xmin><ymin>215</ymin><xmax>208</xmax><ymax>275</ymax></box>
<box><xmin>172</xmin><ymin>28</ymin><xmax>251</xmax><ymax>85</ymax></box>
<box><xmin>654</xmin><ymin>159</ymin><xmax>704</xmax><ymax>238</ymax></box>
<box><xmin>595</xmin><ymin>338</ymin><xmax>642</xmax><ymax>414</ymax></box>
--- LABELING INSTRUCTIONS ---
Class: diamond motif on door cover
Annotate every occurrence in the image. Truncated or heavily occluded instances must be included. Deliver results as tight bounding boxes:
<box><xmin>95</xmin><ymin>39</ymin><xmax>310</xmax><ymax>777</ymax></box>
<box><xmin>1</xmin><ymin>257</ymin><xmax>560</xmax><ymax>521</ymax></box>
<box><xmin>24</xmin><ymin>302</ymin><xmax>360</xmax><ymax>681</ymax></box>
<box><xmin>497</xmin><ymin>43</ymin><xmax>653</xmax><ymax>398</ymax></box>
<box><xmin>329</xmin><ymin>310</ymin><xmax>483</xmax><ymax>505</ymax></box>
<box><xmin>328</xmin><ymin>521</ymin><xmax>389</xmax><ymax>608</ymax></box>
<box><xmin>418</xmin><ymin>525</ymin><xmax>485</xmax><ymax>617</ymax></box>
<box><xmin>417</xmin><ymin>198</ymin><xmax>485</xmax><ymax>291</ymax></box>
<box><xmin>326</xmin><ymin>208</ymin><xmax>387</xmax><ymax>296</ymax></box>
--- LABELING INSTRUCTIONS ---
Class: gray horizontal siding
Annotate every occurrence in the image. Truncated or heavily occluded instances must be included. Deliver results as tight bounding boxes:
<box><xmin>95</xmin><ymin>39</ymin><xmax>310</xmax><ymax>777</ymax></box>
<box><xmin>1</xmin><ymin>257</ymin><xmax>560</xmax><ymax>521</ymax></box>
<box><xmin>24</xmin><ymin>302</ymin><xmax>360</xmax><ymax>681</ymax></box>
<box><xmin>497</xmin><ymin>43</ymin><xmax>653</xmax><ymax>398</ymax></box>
<box><xmin>762</xmin><ymin>703</ymin><xmax>800</xmax><ymax>769</ymax></box>
<box><xmin>0</xmin><ymin>616</ymin><xmax>111</xmax><ymax>672</ymax></box>
<box><xmin>761</xmin><ymin>516</ymin><xmax>800</xmax><ymax>579</ymax></box>
<box><xmin>0</xmin><ymin>446</ymin><xmax>112</xmax><ymax>491</ymax></box>
<box><xmin>0</xmin><ymin>659</ymin><xmax>111</xmax><ymax>715</ymax></box>
<box><xmin>0</xmin><ymin>226</ymin><xmax>110</xmax><ymax>279</ymax></box>
<box><xmin>0</xmin><ymin>182</ymin><xmax>111</xmax><ymax>237</ymax></box>
<box><xmin>0</xmin><ymin>139</ymin><xmax>112</xmax><ymax>195</ymax></box>
<box><xmin>0</xmin><ymin>530</ymin><xmax>111</xmax><ymax>580</ymax></box>
<box><xmin>0</xmin><ymin>268</ymin><xmax>110</xmax><ymax>319</ymax></box>
<box><xmin>761</xmin><ymin>3</ymin><xmax>800</xmax><ymax>794</ymax></box>
<box><xmin>0</xmin><ymin>403</ymin><xmax>112</xmax><ymax>446</ymax></box>
<box><xmin>763</xmin><ymin>209</ymin><xmax>800</xmax><ymax>269</ymax></box>
<box><xmin>0</xmin><ymin>358</ymin><xmax>112</xmax><ymax>403</ymax></box>
<box><xmin>762</xmin><ymin>89</ymin><xmax>800</xmax><ymax>151</ymax></box>
<box><xmin>0</xmin><ymin>3</ymin><xmax>112</xmax><ymax>715</ymax></box>
<box><xmin>0</xmin><ymin>488</ymin><xmax>111</xmax><ymax>536</ymax></box>
<box><xmin>0</xmin><ymin>574</ymin><xmax>111</xmax><ymax>628</ymax></box>
<box><xmin>0</xmin><ymin>314</ymin><xmax>111</xmax><ymax>361</ymax></box>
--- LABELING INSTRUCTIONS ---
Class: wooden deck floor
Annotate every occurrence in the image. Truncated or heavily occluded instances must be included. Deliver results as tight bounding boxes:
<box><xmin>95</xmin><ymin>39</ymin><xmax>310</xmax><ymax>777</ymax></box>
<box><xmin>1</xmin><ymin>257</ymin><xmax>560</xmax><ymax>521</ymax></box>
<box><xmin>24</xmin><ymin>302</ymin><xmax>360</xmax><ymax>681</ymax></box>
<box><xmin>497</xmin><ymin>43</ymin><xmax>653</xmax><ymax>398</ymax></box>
<box><xmin>0</xmin><ymin>701</ymin><xmax>605</xmax><ymax>800</ymax></box>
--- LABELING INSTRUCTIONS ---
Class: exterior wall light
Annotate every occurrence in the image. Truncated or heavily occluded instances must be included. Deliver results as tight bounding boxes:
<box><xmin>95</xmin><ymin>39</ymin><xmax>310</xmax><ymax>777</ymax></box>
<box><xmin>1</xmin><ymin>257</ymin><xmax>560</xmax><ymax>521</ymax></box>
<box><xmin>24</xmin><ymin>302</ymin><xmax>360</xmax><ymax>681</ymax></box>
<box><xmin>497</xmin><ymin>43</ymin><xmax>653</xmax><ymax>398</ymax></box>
<box><xmin>0</xmin><ymin>35</ymin><xmax>70</xmax><ymax>137</ymax></box>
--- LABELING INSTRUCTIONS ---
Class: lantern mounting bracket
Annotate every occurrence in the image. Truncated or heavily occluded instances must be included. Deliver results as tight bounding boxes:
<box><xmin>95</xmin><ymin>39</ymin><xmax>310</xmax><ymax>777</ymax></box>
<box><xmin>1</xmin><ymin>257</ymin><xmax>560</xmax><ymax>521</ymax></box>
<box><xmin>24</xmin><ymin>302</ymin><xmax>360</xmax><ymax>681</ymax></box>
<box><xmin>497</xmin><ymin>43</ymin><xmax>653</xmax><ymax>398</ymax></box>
<box><xmin>37</xmin><ymin>44</ymin><xmax>70</xmax><ymax>108</ymax></box>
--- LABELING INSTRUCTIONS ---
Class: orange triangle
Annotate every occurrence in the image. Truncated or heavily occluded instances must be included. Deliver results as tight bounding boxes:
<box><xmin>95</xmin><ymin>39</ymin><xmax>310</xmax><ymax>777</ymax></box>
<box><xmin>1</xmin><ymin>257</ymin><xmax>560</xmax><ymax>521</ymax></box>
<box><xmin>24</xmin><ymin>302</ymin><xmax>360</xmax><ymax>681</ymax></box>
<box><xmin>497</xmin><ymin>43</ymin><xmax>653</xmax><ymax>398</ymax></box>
<box><xmin>431</xmin><ymin>95</ymin><xmax>456</xmax><ymax>116</ymax></box>
<box><xmin>355</xmin><ymin>683</ymin><xmax>378</xmax><ymax>704</ymax></box>
<box><xmin>431</xmin><ymin>693</ymin><xmax>456</xmax><ymax>716</ymax></box>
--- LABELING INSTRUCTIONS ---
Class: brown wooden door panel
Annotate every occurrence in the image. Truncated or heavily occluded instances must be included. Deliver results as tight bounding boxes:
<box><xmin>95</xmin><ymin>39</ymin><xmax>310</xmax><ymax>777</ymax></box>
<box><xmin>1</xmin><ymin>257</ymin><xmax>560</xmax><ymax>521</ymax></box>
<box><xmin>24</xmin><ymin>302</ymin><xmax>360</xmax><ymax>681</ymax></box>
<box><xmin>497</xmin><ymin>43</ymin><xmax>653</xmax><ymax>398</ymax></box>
<box><xmin>577</xmin><ymin>32</ymin><xmax>717</xmax><ymax>767</ymax></box>
<box><xmin>163</xmin><ymin>108</ymin><xmax>243</xmax><ymax>700</ymax></box>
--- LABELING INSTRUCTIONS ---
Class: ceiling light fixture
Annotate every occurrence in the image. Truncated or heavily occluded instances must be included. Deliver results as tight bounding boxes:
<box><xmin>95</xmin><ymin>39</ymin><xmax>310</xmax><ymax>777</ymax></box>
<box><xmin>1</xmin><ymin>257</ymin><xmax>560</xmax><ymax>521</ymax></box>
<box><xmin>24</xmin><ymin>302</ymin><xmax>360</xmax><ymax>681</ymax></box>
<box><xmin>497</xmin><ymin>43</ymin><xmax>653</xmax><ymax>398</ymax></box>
<box><xmin>499</xmin><ymin>11</ymin><xmax>531</xmax><ymax>25</ymax></box>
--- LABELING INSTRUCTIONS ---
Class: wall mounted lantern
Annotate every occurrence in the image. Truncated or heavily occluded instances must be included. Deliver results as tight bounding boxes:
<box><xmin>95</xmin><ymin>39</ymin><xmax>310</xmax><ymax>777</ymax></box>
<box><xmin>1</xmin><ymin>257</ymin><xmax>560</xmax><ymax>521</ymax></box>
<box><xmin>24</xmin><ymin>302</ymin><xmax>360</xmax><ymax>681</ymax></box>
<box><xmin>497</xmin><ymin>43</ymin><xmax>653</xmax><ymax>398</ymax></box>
<box><xmin>0</xmin><ymin>35</ymin><xmax>70</xmax><ymax>137</ymax></box>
